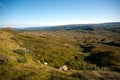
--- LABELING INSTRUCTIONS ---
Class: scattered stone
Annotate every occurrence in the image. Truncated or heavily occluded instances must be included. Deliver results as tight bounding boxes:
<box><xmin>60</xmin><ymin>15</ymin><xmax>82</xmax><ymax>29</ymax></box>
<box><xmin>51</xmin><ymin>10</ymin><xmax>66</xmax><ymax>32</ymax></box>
<box><xmin>64</xmin><ymin>43</ymin><xmax>68</xmax><ymax>46</ymax></box>
<box><xmin>21</xmin><ymin>47</ymin><xmax>29</xmax><ymax>52</ymax></box>
<box><xmin>59</xmin><ymin>65</ymin><xmax>68</xmax><ymax>71</ymax></box>
<box><xmin>37</xmin><ymin>60</ymin><xmax>40</xmax><ymax>63</ymax></box>
<box><xmin>44</xmin><ymin>62</ymin><xmax>48</xmax><ymax>65</ymax></box>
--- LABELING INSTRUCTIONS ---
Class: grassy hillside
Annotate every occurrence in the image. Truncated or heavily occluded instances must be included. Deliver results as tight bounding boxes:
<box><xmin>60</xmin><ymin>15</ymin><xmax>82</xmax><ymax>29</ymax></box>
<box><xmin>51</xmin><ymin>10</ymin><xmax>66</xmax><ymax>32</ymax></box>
<box><xmin>0</xmin><ymin>28</ymin><xmax>120</xmax><ymax>80</ymax></box>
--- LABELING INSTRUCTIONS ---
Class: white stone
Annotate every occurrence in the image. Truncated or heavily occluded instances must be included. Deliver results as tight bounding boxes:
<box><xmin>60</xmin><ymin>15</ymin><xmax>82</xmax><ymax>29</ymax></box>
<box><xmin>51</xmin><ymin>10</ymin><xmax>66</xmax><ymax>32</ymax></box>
<box><xmin>59</xmin><ymin>65</ymin><xmax>68</xmax><ymax>71</ymax></box>
<box><xmin>37</xmin><ymin>60</ymin><xmax>40</xmax><ymax>63</ymax></box>
<box><xmin>44</xmin><ymin>62</ymin><xmax>48</xmax><ymax>65</ymax></box>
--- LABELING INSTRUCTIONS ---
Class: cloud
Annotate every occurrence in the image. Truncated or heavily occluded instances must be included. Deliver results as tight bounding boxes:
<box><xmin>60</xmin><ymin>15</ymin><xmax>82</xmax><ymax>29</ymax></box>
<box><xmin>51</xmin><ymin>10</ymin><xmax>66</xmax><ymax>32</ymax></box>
<box><xmin>0</xmin><ymin>2</ymin><xmax>7</xmax><ymax>11</ymax></box>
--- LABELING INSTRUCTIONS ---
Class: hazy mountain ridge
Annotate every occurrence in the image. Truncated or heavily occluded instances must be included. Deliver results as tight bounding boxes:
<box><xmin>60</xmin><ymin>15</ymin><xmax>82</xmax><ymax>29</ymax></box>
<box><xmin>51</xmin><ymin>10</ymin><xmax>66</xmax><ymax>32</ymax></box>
<box><xmin>14</xmin><ymin>22</ymin><xmax>120</xmax><ymax>32</ymax></box>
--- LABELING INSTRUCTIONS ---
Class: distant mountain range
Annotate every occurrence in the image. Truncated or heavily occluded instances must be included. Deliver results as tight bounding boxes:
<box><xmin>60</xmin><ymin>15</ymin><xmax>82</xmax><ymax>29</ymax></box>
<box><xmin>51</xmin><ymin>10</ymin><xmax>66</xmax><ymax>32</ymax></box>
<box><xmin>14</xmin><ymin>22</ymin><xmax>120</xmax><ymax>32</ymax></box>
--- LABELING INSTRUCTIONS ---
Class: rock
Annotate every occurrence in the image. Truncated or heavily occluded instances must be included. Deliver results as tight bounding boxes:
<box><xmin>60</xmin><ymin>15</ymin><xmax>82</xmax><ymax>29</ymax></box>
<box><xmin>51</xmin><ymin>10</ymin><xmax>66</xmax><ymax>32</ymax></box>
<box><xmin>43</xmin><ymin>62</ymin><xmax>48</xmax><ymax>65</ymax></box>
<box><xmin>21</xmin><ymin>47</ymin><xmax>29</xmax><ymax>52</ymax></box>
<box><xmin>37</xmin><ymin>60</ymin><xmax>40</xmax><ymax>63</ymax></box>
<box><xmin>59</xmin><ymin>65</ymin><xmax>68</xmax><ymax>71</ymax></box>
<box><xmin>64</xmin><ymin>43</ymin><xmax>68</xmax><ymax>46</ymax></box>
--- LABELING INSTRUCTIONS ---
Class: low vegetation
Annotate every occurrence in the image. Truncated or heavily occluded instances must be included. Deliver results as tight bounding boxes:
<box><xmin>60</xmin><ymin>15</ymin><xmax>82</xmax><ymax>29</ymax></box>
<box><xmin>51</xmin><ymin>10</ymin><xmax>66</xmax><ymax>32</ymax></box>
<box><xmin>0</xmin><ymin>28</ymin><xmax>120</xmax><ymax>80</ymax></box>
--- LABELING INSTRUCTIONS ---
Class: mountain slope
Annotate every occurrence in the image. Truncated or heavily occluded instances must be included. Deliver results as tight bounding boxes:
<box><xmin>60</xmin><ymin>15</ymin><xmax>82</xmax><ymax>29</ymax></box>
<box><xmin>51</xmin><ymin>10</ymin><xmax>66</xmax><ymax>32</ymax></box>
<box><xmin>0</xmin><ymin>28</ymin><xmax>120</xmax><ymax>80</ymax></box>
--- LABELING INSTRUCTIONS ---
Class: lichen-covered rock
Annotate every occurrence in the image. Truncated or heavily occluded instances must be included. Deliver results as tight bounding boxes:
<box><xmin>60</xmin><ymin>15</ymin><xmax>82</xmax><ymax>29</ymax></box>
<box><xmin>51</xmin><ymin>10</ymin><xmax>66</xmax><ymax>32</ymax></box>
<box><xmin>59</xmin><ymin>65</ymin><xmax>68</xmax><ymax>71</ymax></box>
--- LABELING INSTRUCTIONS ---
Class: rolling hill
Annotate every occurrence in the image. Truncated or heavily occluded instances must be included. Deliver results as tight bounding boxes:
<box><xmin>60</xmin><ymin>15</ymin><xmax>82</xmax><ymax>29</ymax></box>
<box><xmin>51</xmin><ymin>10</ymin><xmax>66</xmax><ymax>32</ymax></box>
<box><xmin>0</xmin><ymin>23</ymin><xmax>120</xmax><ymax>80</ymax></box>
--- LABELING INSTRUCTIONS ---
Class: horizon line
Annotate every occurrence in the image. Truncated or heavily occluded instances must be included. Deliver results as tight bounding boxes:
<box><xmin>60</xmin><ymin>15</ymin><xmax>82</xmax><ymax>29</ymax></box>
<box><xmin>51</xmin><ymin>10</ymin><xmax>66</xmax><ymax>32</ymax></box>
<box><xmin>1</xmin><ymin>21</ymin><xmax>120</xmax><ymax>28</ymax></box>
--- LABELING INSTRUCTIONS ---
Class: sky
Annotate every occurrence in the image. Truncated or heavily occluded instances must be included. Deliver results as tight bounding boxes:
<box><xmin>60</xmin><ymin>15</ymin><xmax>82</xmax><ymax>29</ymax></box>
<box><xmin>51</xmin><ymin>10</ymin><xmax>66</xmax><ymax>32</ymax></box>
<box><xmin>0</xmin><ymin>0</ymin><xmax>120</xmax><ymax>28</ymax></box>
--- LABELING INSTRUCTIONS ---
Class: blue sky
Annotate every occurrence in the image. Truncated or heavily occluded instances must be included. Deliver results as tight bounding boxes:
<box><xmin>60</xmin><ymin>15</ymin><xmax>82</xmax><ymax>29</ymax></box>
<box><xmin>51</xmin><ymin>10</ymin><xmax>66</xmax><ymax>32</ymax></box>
<box><xmin>0</xmin><ymin>0</ymin><xmax>120</xmax><ymax>28</ymax></box>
